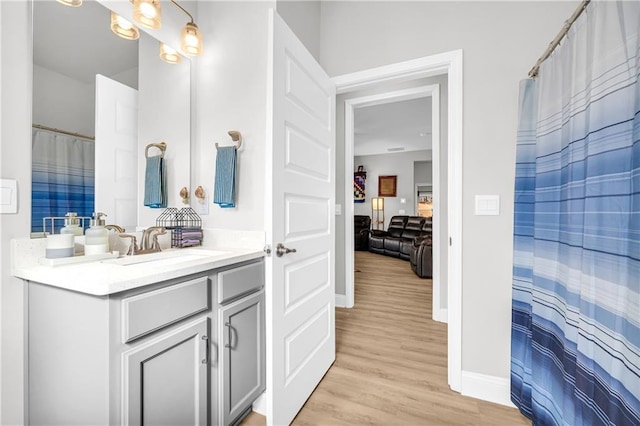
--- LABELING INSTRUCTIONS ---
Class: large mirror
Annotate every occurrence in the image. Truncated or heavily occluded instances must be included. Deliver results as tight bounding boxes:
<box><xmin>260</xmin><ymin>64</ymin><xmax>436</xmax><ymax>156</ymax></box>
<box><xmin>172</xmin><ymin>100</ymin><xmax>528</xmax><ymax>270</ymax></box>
<box><xmin>32</xmin><ymin>0</ymin><xmax>191</xmax><ymax>234</ymax></box>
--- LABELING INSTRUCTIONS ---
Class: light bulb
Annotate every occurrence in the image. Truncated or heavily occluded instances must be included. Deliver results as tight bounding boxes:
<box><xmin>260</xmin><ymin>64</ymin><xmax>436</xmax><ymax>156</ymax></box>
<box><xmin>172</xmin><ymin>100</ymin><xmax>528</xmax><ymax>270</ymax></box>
<box><xmin>159</xmin><ymin>43</ymin><xmax>182</xmax><ymax>64</ymax></box>
<box><xmin>110</xmin><ymin>11</ymin><xmax>139</xmax><ymax>40</ymax></box>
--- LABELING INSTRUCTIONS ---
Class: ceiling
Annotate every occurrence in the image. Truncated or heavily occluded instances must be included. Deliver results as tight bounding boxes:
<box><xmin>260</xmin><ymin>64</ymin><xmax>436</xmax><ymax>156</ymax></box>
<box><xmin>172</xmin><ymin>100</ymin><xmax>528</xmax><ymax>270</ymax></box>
<box><xmin>354</xmin><ymin>97</ymin><xmax>432</xmax><ymax>156</ymax></box>
<box><xmin>33</xmin><ymin>1</ymin><xmax>138</xmax><ymax>85</ymax></box>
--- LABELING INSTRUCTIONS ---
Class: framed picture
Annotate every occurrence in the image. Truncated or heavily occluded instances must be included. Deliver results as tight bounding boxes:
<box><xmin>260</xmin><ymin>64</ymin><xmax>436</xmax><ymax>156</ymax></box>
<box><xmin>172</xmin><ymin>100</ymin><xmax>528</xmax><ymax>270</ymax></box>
<box><xmin>378</xmin><ymin>175</ymin><xmax>397</xmax><ymax>197</ymax></box>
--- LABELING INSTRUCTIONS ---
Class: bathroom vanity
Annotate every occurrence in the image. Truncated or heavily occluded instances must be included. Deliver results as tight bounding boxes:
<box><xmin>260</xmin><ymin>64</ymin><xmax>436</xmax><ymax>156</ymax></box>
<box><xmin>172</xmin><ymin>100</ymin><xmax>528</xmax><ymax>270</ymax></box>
<box><xmin>12</xmin><ymin>244</ymin><xmax>265</xmax><ymax>426</ymax></box>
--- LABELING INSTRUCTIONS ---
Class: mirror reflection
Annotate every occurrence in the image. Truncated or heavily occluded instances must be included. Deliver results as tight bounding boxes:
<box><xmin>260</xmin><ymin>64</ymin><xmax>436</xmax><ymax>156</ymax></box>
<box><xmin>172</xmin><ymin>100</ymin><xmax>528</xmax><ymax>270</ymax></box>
<box><xmin>32</xmin><ymin>0</ymin><xmax>191</xmax><ymax>234</ymax></box>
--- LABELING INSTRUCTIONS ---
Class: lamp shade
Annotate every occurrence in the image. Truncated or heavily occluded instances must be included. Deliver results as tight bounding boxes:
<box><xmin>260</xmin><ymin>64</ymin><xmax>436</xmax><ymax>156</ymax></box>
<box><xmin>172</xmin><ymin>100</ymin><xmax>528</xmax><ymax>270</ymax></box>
<box><xmin>181</xmin><ymin>22</ymin><xmax>203</xmax><ymax>56</ymax></box>
<box><xmin>133</xmin><ymin>0</ymin><xmax>161</xmax><ymax>30</ymax></box>
<box><xmin>159</xmin><ymin>42</ymin><xmax>183</xmax><ymax>64</ymax></box>
<box><xmin>110</xmin><ymin>12</ymin><xmax>139</xmax><ymax>40</ymax></box>
<box><xmin>56</xmin><ymin>0</ymin><xmax>82</xmax><ymax>7</ymax></box>
<box><xmin>372</xmin><ymin>197</ymin><xmax>384</xmax><ymax>211</ymax></box>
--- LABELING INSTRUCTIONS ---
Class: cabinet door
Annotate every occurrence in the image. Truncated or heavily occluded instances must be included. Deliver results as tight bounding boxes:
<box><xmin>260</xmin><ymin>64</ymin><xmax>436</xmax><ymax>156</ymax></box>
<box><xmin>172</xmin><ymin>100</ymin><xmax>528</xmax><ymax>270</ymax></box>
<box><xmin>220</xmin><ymin>290</ymin><xmax>265</xmax><ymax>425</ymax></box>
<box><xmin>122</xmin><ymin>317</ymin><xmax>209</xmax><ymax>426</ymax></box>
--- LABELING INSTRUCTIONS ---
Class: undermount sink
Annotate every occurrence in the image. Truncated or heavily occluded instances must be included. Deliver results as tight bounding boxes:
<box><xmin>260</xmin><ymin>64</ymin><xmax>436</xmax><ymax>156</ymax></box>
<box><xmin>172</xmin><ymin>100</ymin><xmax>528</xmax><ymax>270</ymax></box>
<box><xmin>102</xmin><ymin>249</ymin><xmax>229</xmax><ymax>266</ymax></box>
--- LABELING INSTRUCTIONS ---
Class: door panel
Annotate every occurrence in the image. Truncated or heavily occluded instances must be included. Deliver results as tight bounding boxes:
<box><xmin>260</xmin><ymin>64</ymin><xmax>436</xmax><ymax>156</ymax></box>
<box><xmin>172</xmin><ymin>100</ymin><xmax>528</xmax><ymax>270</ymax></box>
<box><xmin>220</xmin><ymin>291</ymin><xmax>265</xmax><ymax>425</ymax></box>
<box><xmin>95</xmin><ymin>74</ymin><xmax>138</xmax><ymax>230</ymax></box>
<box><xmin>122</xmin><ymin>317</ymin><xmax>208</xmax><ymax>426</ymax></box>
<box><xmin>266</xmin><ymin>9</ymin><xmax>336</xmax><ymax>426</ymax></box>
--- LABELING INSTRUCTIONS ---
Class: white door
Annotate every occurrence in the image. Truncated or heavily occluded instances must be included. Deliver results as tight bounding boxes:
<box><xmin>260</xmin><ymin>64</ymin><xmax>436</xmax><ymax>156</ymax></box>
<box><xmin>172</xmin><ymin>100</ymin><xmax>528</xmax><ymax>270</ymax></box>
<box><xmin>95</xmin><ymin>74</ymin><xmax>138</xmax><ymax>230</ymax></box>
<box><xmin>265</xmin><ymin>9</ymin><xmax>336</xmax><ymax>426</ymax></box>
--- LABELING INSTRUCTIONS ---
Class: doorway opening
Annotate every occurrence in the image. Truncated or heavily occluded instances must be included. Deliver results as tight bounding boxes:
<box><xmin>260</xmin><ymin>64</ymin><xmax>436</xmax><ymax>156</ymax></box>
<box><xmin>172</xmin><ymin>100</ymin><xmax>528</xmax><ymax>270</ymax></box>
<box><xmin>333</xmin><ymin>50</ymin><xmax>463</xmax><ymax>391</ymax></box>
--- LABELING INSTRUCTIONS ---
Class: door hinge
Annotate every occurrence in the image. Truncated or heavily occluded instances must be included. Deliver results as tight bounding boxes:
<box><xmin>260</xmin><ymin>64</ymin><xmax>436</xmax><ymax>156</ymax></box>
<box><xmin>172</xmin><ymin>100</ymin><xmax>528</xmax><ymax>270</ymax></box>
<box><xmin>263</xmin><ymin>245</ymin><xmax>272</xmax><ymax>256</ymax></box>
<box><xmin>449</xmin><ymin>237</ymin><xmax>452</xmax><ymax>246</ymax></box>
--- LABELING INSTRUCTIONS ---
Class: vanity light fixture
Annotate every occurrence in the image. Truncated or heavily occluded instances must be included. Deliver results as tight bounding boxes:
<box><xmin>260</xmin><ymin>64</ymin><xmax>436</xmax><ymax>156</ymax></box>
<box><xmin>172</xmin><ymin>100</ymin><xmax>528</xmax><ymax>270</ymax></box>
<box><xmin>159</xmin><ymin>42</ymin><xmax>182</xmax><ymax>64</ymax></box>
<box><xmin>171</xmin><ymin>0</ymin><xmax>204</xmax><ymax>56</ymax></box>
<box><xmin>133</xmin><ymin>0</ymin><xmax>162</xmax><ymax>30</ymax></box>
<box><xmin>56</xmin><ymin>0</ymin><xmax>82</xmax><ymax>7</ymax></box>
<box><xmin>110</xmin><ymin>12</ymin><xmax>140</xmax><ymax>41</ymax></box>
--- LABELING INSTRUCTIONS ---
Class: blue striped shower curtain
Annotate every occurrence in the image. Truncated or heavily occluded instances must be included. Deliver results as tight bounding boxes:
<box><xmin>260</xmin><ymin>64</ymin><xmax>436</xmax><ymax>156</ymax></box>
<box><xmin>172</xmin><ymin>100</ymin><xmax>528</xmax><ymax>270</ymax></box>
<box><xmin>511</xmin><ymin>1</ymin><xmax>640</xmax><ymax>425</ymax></box>
<box><xmin>32</xmin><ymin>128</ymin><xmax>94</xmax><ymax>233</ymax></box>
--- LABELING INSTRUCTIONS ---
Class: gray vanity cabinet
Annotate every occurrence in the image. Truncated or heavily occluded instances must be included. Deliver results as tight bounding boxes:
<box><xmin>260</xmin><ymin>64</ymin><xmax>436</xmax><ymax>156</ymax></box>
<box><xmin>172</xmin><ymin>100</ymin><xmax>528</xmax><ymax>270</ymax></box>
<box><xmin>26</xmin><ymin>257</ymin><xmax>265</xmax><ymax>426</ymax></box>
<box><xmin>219</xmin><ymin>290</ymin><xmax>265</xmax><ymax>425</ymax></box>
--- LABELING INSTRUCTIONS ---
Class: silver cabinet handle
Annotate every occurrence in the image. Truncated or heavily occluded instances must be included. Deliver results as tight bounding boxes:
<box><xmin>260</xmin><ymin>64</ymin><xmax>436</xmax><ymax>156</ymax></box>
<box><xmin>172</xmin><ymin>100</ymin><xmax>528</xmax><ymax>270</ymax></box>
<box><xmin>224</xmin><ymin>322</ymin><xmax>234</xmax><ymax>348</ymax></box>
<box><xmin>276</xmin><ymin>243</ymin><xmax>297</xmax><ymax>257</ymax></box>
<box><xmin>201</xmin><ymin>335</ymin><xmax>209</xmax><ymax>364</ymax></box>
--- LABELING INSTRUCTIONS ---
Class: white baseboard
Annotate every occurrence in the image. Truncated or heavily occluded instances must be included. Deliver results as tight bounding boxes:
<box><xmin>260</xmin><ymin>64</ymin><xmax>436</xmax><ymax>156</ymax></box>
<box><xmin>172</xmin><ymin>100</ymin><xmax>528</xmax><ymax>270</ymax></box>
<box><xmin>460</xmin><ymin>370</ymin><xmax>515</xmax><ymax>407</ymax></box>
<box><xmin>432</xmin><ymin>308</ymin><xmax>448</xmax><ymax>323</ymax></box>
<box><xmin>252</xmin><ymin>392</ymin><xmax>267</xmax><ymax>416</ymax></box>
<box><xmin>335</xmin><ymin>294</ymin><xmax>347</xmax><ymax>308</ymax></box>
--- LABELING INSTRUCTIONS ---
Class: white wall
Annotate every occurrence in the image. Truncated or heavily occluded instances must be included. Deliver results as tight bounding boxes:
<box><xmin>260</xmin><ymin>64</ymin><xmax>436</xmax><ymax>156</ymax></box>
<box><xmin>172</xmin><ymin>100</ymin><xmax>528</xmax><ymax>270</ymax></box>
<box><xmin>193</xmin><ymin>1</ymin><xmax>274</xmax><ymax>232</ymax></box>
<box><xmin>0</xmin><ymin>2</ymin><xmax>31</xmax><ymax>423</ymax></box>
<box><xmin>320</xmin><ymin>0</ymin><xmax>579</xmax><ymax>380</ymax></box>
<box><xmin>354</xmin><ymin>150</ymin><xmax>431</xmax><ymax>229</ymax></box>
<box><xmin>137</xmin><ymin>34</ymin><xmax>191</xmax><ymax>226</ymax></box>
<box><xmin>33</xmin><ymin>65</ymin><xmax>95</xmax><ymax>136</ymax></box>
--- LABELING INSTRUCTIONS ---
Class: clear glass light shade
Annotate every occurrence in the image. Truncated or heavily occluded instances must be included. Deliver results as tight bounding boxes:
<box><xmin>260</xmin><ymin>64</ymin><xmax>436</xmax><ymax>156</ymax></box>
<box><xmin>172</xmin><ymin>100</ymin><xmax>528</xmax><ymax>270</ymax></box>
<box><xmin>159</xmin><ymin>43</ymin><xmax>182</xmax><ymax>64</ymax></box>
<box><xmin>133</xmin><ymin>0</ymin><xmax>161</xmax><ymax>30</ymax></box>
<box><xmin>110</xmin><ymin>12</ymin><xmax>140</xmax><ymax>40</ymax></box>
<box><xmin>56</xmin><ymin>0</ymin><xmax>82</xmax><ymax>6</ymax></box>
<box><xmin>181</xmin><ymin>22</ymin><xmax>203</xmax><ymax>56</ymax></box>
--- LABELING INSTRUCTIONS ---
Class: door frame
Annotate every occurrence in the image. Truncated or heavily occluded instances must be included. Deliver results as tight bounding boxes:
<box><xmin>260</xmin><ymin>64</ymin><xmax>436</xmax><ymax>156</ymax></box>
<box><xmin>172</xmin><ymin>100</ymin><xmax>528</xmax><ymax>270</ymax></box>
<box><xmin>333</xmin><ymin>49</ymin><xmax>463</xmax><ymax>391</ymax></box>
<box><xmin>343</xmin><ymin>84</ymin><xmax>441</xmax><ymax>321</ymax></box>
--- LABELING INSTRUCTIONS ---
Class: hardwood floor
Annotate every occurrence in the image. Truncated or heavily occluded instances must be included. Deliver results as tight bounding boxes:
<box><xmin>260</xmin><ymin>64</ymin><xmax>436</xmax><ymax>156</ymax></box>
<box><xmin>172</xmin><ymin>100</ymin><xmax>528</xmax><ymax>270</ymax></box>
<box><xmin>243</xmin><ymin>251</ymin><xmax>529</xmax><ymax>425</ymax></box>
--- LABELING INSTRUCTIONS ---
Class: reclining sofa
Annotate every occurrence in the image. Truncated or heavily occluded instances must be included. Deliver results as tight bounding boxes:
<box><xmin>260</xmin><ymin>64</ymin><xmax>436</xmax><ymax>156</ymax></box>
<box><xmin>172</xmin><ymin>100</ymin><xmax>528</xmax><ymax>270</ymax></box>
<box><xmin>367</xmin><ymin>215</ymin><xmax>433</xmax><ymax>278</ymax></box>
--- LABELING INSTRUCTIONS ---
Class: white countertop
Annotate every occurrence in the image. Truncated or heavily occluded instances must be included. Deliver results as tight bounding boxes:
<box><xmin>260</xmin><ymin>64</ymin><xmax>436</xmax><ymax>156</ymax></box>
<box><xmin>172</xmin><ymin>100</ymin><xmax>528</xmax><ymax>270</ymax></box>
<box><xmin>11</xmin><ymin>229</ymin><xmax>265</xmax><ymax>296</ymax></box>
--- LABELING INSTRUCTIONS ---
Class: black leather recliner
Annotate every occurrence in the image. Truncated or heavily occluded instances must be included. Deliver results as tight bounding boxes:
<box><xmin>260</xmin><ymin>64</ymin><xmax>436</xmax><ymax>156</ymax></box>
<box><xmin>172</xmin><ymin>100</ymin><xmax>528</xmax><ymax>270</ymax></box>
<box><xmin>354</xmin><ymin>215</ymin><xmax>371</xmax><ymax>251</ymax></box>
<box><xmin>410</xmin><ymin>232</ymin><xmax>433</xmax><ymax>278</ymax></box>
<box><xmin>368</xmin><ymin>216</ymin><xmax>408</xmax><ymax>255</ymax></box>
<box><xmin>397</xmin><ymin>217</ymin><xmax>428</xmax><ymax>260</ymax></box>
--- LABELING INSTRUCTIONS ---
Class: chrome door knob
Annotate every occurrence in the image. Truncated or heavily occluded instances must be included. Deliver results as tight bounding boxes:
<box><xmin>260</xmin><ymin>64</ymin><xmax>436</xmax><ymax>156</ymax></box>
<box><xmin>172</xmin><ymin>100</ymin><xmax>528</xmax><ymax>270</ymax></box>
<box><xmin>276</xmin><ymin>243</ymin><xmax>297</xmax><ymax>257</ymax></box>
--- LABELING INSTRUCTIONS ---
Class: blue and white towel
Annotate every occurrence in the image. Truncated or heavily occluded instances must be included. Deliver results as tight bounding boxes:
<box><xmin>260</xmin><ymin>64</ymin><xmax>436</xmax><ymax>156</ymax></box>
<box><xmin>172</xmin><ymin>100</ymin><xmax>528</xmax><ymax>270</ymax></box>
<box><xmin>213</xmin><ymin>146</ymin><xmax>236</xmax><ymax>208</ymax></box>
<box><xmin>144</xmin><ymin>155</ymin><xmax>167</xmax><ymax>208</ymax></box>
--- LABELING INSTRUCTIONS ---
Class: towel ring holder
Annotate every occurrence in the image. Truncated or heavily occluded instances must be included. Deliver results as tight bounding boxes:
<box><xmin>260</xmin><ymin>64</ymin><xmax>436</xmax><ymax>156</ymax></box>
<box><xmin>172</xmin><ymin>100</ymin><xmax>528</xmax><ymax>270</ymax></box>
<box><xmin>215</xmin><ymin>130</ymin><xmax>242</xmax><ymax>150</ymax></box>
<box><xmin>145</xmin><ymin>142</ymin><xmax>167</xmax><ymax>158</ymax></box>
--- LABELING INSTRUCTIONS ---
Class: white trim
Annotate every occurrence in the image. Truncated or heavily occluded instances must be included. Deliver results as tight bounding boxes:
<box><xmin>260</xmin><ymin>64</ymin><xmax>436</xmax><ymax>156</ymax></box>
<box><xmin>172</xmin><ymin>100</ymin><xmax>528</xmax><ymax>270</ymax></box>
<box><xmin>335</xmin><ymin>294</ymin><xmax>347</xmax><ymax>308</ymax></box>
<box><xmin>434</xmin><ymin>308</ymin><xmax>448</xmax><ymax>324</ymax></box>
<box><xmin>334</xmin><ymin>49</ymin><xmax>463</xmax><ymax>393</ymax></box>
<box><xmin>334</xmin><ymin>53</ymin><xmax>454</xmax><ymax>94</ymax></box>
<box><xmin>460</xmin><ymin>371</ymin><xmax>516</xmax><ymax>408</ymax></box>
<box><xmin>252</xmin><ymin>392</ymin><xmax>267</xmax><ymax>416</ymax></box>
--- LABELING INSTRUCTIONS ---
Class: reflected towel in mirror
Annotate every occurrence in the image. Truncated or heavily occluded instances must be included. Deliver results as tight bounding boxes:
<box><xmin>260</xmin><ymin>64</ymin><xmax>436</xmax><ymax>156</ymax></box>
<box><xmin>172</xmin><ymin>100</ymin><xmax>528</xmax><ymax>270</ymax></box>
<box><xmin>213</xmin><ymin>146</ymin><xmax>236</xmax><ymax>208</ymax></box>
<box><xmin>144</xmin><ymin>155</ymin><xmax>167</xmax><ymax>208</ymax></box>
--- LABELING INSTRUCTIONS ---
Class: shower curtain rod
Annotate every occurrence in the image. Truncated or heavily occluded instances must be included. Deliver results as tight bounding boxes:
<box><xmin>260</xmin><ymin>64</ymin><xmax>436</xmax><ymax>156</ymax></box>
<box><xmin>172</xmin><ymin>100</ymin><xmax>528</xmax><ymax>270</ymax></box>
<box><xmin>32</xmin><ymin>124</ymin><xmax>95</xmax><ymax>141</ymax></box>
<box><xmin>528</xmin><ymin>0</ymin><xmax>591</xmax><ymax>78</ymax></box>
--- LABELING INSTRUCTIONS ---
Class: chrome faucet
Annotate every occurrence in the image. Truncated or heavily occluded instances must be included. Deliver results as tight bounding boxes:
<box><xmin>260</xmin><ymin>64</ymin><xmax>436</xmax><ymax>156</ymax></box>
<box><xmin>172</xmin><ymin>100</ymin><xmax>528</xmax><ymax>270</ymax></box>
<box><xmin>105</xmin><ymin>224</ymin><xmax>125</xmax><ymax>233</ymax></box>
<box><xmin>119</xmin><ymin>227</ymin><xmax>167</xmax><ymax>256</ymax></box>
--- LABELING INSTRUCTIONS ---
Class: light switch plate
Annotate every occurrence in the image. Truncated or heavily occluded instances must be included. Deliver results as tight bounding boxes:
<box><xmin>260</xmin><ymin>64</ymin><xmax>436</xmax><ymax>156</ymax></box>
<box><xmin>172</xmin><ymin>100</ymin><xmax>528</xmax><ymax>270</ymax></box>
<box><xmin>335</xmin><ymin>204</ymin><xmax>342</xmax><ymax>215</ymax></box>
<box><xmin>197</xmin><ymin>197</ymin><xmax>209</xmax><ymax>215</ymax></box>
<box><xmin>0</xmin><ymin>179</ymin><xmax>18</xmax><ymax>214</ymax></box>
<box><xmin>399</xmin><ymin>209</ymin><xmax>406</xmax><ymax>215</ymax></box>
<box><xmin>475</xmin><ymin>195</ymin><xmax>500</xmax><ymax>216</ymax></box>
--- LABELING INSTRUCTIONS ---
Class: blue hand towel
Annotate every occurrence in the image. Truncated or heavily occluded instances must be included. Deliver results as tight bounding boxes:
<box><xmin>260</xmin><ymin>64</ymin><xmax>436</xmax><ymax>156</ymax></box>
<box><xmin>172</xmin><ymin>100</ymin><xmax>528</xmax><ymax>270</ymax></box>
<box><xmin>144</xmin><ymin>155</ymin><xmax>167</xmax><ymax>208</ymax></box>
<box><xmin>213</xmin><ymin>146</ymin><xmax>237</xmax><ymax>208</ymax></box>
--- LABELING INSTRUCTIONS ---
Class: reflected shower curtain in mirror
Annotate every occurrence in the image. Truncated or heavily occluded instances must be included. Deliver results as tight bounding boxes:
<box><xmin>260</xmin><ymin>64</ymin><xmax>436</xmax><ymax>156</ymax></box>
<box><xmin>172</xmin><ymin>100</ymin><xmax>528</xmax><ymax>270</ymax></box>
<box><xmin>511</xmin><ymin>1</ymin><xmax>640</xmax><ymax>424</ymax></box>
<box><xmin>32</xmin><ymin>128</ymin><xmax>95</xmax><ymax>233</ymax></box>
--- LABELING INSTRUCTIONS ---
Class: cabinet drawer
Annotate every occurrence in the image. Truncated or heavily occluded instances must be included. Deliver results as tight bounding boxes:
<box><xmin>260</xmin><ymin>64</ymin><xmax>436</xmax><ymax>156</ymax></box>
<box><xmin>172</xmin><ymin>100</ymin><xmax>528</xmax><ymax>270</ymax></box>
<box><xmin>217</xmin><ymin>261</ymin><xmax>264</xmax><ymax>304</ymax></box>
<box><xmin>122</xmin><ymin>276</ymin><xmax>209</xmax><ymax>343</ymax></box>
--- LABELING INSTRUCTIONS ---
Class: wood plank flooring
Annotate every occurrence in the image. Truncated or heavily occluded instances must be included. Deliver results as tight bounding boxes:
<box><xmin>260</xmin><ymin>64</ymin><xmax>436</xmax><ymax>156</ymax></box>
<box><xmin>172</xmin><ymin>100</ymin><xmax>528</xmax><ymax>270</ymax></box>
<box><xmin>242</xmin><ymin>251</ymin><xmax>529</xmax><ymax>425</ymax></box>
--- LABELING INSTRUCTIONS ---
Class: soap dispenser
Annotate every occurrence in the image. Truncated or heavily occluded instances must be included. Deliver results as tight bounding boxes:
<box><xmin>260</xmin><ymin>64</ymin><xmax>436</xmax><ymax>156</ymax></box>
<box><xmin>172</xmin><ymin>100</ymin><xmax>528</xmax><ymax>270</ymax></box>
<box><xmin>85</xmin><ymin>212</ymin><xmax>109</xmax><ymax>255</ymax></box>
<box><xmin>60</xmin><ymin>212</ymin><xmax>84</xmax><ymax>237</ymax></box>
